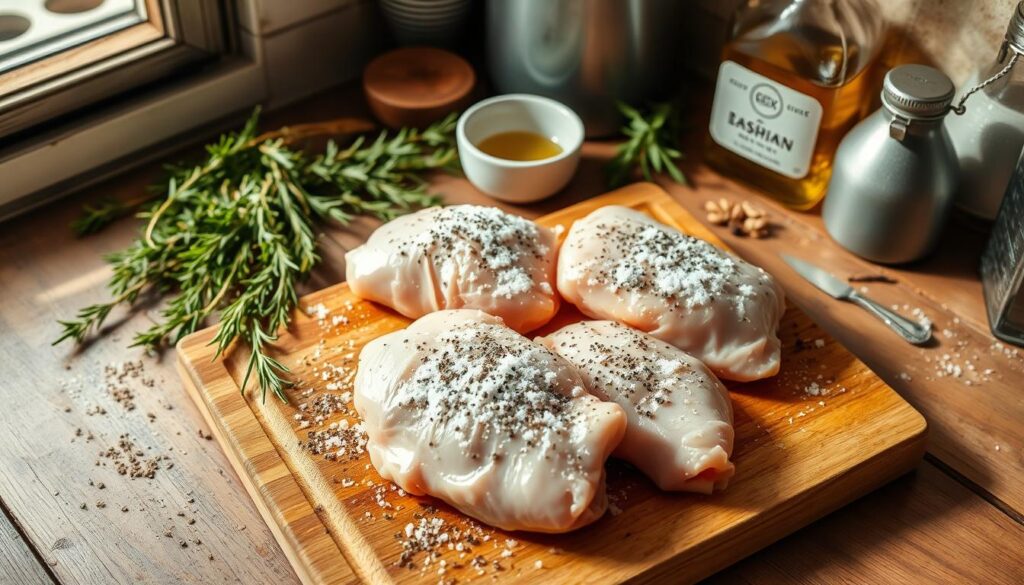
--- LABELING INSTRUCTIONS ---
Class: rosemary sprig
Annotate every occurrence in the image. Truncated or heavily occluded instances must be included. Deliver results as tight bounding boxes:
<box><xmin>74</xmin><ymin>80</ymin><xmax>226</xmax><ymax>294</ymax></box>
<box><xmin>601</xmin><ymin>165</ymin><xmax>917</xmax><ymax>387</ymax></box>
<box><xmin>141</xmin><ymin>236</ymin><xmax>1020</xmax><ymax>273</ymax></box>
<box><xmin>56</xmin><ymin>109</ymin><xmax>458</xmax><ymax>401</ymax></box>
<box><xmin>606</xmin><ymin>102</ymin><xmax>686</xmax><ymax>188</ymax></box>
<box><xmin>72</xmin><ymin>199</ymin><xmax>135</xmax><ymax>236</ymax></box>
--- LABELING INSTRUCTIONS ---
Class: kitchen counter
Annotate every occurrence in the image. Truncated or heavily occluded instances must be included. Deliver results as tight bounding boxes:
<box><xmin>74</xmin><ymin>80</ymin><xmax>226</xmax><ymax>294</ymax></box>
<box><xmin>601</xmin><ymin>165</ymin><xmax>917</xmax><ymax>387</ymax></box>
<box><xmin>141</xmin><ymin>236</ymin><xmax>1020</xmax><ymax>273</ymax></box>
<box><xmin>1</xmin><ymin>83</ymin><xmax>1023</xmax><ymax>584</ymax></box>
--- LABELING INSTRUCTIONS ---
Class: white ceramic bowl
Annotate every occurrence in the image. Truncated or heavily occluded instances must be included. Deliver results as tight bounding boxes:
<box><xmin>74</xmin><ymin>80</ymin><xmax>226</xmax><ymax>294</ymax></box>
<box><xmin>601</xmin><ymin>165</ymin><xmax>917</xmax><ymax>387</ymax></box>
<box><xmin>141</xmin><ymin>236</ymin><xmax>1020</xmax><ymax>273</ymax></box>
<box><xmin>456</xmin><ymin>94</ymin><xmax>584</xmax><ymax>203</ymax></box>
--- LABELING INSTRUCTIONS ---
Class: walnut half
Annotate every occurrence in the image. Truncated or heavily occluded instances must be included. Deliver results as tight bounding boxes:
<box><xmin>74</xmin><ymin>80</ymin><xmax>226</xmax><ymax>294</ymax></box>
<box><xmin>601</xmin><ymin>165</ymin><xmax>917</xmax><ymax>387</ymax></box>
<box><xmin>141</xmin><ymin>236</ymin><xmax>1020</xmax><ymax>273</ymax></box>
<box><xmin>703</xmin><ymin>198</ymin><xmax>769</xmax><ymax>238</ymax></box>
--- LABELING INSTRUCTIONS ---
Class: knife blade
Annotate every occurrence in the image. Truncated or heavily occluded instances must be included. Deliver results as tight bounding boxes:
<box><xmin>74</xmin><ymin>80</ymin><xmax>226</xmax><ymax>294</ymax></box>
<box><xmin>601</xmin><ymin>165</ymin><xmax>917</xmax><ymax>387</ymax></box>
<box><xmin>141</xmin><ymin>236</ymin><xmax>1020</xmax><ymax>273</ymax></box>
<box><xmin>781</xmin><ymin>255</ymin><xmax>853</xmax><ymax>299</ymax></box>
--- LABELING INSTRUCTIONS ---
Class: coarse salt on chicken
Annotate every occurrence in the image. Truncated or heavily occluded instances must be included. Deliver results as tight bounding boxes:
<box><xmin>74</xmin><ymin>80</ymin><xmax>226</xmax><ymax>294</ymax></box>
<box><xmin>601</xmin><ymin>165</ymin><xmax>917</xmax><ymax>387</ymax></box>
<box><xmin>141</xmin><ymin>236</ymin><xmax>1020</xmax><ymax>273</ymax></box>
<box><xmin>557</xmin><ymin>206</ymin><xmax>785</xmax><ymax>381</ymax></box>
<box><xmin>354</xmin><ymin>309</ymin><xmax>626</xmax><ymax>533</ymax></box>
<box><xmin>539</xmin><ymin>320</ymin><xmax>735</xmax><ymax>493</ymax></box>
<box><xmin>345</xmin><ymin>205</ymin><xmax>559</xmax><ymax>333</ymax></box>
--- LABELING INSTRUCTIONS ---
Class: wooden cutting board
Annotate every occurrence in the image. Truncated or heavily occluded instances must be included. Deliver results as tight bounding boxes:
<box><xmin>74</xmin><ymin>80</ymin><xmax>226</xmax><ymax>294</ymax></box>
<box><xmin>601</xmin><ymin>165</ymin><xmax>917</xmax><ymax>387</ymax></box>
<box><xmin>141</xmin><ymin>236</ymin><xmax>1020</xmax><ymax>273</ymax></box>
<box><xmin>176</xmin><ymin>183</ymin><xmax>927</xmax><ymax>585</ymax></box>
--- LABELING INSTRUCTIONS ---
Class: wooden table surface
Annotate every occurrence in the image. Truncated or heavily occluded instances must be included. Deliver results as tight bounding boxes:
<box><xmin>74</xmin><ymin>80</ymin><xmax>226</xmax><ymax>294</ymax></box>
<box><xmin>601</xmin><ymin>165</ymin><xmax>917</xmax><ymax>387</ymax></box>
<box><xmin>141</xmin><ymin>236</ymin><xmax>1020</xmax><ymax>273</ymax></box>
<box><xmin>1</xmin><ymin>84</ymin><xmax>1023</xmax><ymax>584</ymax></box>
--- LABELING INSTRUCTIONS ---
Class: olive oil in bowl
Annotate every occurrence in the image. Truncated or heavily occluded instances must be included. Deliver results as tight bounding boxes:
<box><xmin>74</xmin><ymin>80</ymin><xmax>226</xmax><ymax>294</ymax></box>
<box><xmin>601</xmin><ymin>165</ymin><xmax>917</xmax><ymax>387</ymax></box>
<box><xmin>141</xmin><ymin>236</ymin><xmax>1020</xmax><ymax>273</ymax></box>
<box><xmin>456</xmin><ymin>94</ymin><xmax>584</xmax><ymax>202</ymax></box>
<box><xmin>476</xmin><ymin>131</ymin><xmax>563</xmax><ymax>161</ymax></box>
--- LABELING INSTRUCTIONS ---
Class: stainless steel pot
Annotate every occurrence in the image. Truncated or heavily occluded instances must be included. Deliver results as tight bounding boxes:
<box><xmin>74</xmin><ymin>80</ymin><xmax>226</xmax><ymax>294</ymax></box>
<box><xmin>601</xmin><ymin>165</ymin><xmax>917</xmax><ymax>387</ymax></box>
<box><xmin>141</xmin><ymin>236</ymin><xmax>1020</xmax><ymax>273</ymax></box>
<box><xmin>486</xmin><ymin>0</ymin><xmax>682</xmax><ymax>137</ymax></box>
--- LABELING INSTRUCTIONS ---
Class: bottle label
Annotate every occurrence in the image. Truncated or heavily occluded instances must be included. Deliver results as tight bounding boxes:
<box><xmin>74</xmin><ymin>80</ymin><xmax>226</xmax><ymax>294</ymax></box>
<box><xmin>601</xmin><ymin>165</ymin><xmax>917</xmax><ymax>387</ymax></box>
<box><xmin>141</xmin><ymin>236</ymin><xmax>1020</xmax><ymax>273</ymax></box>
<box><xmin>709</xmin><ymin>60</ymin><xmax>823</xmax><ymax>179</ymax></box>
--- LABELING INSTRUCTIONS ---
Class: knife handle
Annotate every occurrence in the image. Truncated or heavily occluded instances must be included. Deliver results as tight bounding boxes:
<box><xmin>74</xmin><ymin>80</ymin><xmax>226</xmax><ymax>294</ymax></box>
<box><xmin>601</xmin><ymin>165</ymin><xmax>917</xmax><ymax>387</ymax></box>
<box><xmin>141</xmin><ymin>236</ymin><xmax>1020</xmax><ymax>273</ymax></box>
<box><xmin>848</xmin><ymin>291</ymin><xmax>932</xmax><ymax>345</ymax></box>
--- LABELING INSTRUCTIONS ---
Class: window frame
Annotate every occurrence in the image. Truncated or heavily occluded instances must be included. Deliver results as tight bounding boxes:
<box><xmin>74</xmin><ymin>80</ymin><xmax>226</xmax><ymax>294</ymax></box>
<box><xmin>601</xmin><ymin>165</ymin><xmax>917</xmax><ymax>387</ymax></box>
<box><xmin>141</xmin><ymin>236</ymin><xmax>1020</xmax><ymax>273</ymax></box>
<box><xmin>0</xmin><ymin>0</ymin><xmax>227</xmax><ymax>138</ymax></box>
<box><xmin>0</xmin><ymin>0</ymin><xmax>269</xmax><ymax>219</ymax></box>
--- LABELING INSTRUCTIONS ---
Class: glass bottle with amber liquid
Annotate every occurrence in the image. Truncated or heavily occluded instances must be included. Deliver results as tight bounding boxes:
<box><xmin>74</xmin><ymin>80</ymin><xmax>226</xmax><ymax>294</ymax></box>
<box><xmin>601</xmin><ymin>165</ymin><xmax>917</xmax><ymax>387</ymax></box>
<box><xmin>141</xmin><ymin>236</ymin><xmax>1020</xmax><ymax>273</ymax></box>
<box><xmin>706</xmin><ymin>0</ymin><xmax>885</xmax><ymax>209</ymax></box>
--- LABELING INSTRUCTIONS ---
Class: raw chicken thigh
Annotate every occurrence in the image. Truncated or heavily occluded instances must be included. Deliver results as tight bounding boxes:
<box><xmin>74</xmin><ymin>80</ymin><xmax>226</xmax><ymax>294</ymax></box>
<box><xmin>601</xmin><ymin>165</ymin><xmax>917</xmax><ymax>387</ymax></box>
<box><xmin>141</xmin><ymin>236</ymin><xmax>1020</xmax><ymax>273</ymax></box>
<box><xmin>539</xmin><ymin>321</ymin><xmax>735</xmax><ymax>493</ymax></box>
<box><xmin>345</xmin><ymin>205</ymin><xmax>559</xmax><ymax>333</ymax></box>
<box><xmin>354</xmin><ymin>309</ymin><xmax>626</xmax><ymax>533</ymax></box>
<box><xmin>557</xmin><ymin>206</ymin><xmax>785</xmax><ymax>381</ymax></box>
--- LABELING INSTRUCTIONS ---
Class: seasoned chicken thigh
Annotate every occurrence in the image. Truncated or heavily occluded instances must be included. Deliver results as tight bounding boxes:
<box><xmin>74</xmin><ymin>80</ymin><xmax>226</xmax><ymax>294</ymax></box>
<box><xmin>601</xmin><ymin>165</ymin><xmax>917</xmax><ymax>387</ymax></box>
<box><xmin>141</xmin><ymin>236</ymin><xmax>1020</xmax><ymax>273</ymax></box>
<box><xmin>539</xmin><ymin>321</ymin><xmax>735</xmax><ymax>493</ymax></box>
<box><xmin>345</xmin><ymin>205</ymin><xmax>559</xmax><ymax>333</ymax></box>
<box><xmin>557</xmin><ymin>206</ymin><xmax>785</xmax><ymax>381</ymax></box>
<box><xmin>354</xmin><ymin>309</ymin><xmax>626</xmax><ymax>533</ymax></box>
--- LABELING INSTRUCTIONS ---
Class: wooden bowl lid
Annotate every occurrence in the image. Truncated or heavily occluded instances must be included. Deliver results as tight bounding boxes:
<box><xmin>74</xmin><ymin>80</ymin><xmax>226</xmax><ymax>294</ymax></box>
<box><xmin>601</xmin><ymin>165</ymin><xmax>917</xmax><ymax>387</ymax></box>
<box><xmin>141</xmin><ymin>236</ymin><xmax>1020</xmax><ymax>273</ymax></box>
<box><xmin>363</xmin><ymin>47</ymin><xmax>475</xmax><ymax>128</ymax></box>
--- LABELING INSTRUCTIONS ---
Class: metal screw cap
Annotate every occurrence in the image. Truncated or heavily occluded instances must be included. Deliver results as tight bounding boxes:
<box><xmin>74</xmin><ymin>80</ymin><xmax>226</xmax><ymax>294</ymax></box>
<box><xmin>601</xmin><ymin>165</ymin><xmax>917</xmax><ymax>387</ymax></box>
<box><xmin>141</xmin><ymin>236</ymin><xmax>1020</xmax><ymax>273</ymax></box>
<box><xmin>881</xmin><ymin>64</ymin><xmax>955</xmax><ymax>120</ymax></box>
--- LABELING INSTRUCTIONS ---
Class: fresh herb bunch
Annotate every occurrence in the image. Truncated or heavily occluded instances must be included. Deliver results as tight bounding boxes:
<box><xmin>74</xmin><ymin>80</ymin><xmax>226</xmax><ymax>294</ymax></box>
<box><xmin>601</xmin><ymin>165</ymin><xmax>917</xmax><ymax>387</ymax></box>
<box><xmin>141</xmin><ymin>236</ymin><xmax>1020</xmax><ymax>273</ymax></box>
<box><xmin>56</xmin><ymin>109</ymin><xmax>458</xmax><ymax>401</ymax></box>
<box><xmin>606</xmin><ymin>102</ymin><xmax>686</xmax><ymax>188</ymax></box>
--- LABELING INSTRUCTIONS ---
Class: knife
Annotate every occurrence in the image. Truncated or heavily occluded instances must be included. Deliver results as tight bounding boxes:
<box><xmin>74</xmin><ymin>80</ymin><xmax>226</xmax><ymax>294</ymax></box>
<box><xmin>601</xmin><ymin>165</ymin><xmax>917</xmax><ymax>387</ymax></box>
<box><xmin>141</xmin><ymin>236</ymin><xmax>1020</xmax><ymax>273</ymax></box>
<box><xmin>781</xmin><ymin>254</ymin><xmax>932</xmax><ymax>345</ymax></box>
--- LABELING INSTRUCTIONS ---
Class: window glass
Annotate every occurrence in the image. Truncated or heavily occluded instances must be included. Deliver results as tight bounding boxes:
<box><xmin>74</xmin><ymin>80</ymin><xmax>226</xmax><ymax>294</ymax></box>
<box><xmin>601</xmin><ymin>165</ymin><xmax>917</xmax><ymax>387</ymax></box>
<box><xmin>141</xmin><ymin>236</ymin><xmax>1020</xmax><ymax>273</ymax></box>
<box><xmin>0</xmin><ymin>0</ymin><xmax>147</xmax><ymax>75</ymax></box>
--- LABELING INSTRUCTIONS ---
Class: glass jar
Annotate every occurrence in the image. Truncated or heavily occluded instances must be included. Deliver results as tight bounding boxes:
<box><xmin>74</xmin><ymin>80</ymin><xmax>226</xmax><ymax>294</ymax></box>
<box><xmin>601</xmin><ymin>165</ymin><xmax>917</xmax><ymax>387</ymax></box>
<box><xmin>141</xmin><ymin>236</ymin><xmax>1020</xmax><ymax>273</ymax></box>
<box><xmin>944</xmin><ymin>1</ymin><xmax>1024</xmax><ymax>222</ymax></box>
<box><xmin>706</xmin><ymin>0</ymin><xmax>885</xmax><ymax>210</ymax></box>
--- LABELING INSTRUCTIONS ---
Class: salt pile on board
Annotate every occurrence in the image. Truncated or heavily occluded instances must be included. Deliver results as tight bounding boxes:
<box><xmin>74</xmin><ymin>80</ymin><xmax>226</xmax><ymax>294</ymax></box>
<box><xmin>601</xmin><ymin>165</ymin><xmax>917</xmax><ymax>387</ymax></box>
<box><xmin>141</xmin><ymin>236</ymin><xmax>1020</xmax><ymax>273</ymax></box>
<box><xmin>393</xmin><ymin>504</ymin><xmax>513</xmax><ymax>574</ymax></box>
<box><xmin>305</xmin><ymin>299</ymin><xmax>361</xmax><ymax>333</ymax></box>
<box><xmin>301</xmin><ymin>419</ymin><xmax>368</xmax><ymax>462</ymax></box>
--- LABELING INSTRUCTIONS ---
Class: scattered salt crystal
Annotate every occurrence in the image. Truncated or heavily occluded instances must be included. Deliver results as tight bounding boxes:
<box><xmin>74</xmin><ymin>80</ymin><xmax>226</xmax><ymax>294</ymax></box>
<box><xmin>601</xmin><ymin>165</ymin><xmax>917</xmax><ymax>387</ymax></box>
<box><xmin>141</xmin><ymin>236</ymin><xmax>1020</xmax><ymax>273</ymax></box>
<box><xmin>910</xmin><ymin>307</ymin><xmax>932</xmax><ymax>329</ymax></box>
<box><xmin>306</xmin><ymin>303</ymin><xmax>330</xmax><ymax>320</ymax></box>
<box><xmin>803</xmin><ymin>382</ymin><xmax>825</xmax><ymax>396</ymax></box>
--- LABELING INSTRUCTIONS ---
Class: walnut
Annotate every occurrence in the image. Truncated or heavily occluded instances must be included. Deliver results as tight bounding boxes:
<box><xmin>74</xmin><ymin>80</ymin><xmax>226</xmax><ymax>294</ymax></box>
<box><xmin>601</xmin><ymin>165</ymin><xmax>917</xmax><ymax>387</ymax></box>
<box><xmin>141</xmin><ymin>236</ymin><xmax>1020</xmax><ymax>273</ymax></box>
<box><xmin>704</xmin><ymin>198</ymin><xmax>770</xmax><ymax>238</ymax></box>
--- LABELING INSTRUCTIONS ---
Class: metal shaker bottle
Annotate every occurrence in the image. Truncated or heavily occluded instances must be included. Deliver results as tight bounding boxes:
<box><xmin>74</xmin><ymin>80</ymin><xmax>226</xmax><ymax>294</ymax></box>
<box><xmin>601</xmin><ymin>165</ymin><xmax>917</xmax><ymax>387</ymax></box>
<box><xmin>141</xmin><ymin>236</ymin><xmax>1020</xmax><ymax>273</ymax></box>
<box><xmin>823</xmin><ymin>64</ymin><xmax>958</xmax><ymax>264</ymax></box>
